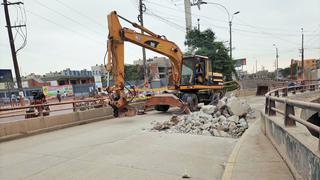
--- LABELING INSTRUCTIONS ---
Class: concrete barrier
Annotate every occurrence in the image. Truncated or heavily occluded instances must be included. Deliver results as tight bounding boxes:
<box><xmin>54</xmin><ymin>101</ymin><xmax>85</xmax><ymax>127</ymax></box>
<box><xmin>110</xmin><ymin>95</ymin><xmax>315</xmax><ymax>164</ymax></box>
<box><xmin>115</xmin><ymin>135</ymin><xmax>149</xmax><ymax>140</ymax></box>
<box><xmin>0</xmin><ymin>107</ymin><xmax>114</xmax><ymax>142</ymax></box>
<box><xmin>0</xmin><ymin>101</ymin><xmax>149</xmax><ymax>142</ymax></box>
<box><xmin>261</xmin><ymin>112</ymin><xmax>320</xmax><ymax>180</ymax></box>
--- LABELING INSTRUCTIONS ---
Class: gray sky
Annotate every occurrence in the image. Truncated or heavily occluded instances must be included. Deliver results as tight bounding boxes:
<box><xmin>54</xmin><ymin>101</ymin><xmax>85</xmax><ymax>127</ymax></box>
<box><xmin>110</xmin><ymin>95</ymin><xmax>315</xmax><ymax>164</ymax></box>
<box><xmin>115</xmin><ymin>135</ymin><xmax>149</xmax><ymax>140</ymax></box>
<box><xmin>1</xmin><ymin>0</ymin><xmax>319</xmax><ymax>76</ymax></box>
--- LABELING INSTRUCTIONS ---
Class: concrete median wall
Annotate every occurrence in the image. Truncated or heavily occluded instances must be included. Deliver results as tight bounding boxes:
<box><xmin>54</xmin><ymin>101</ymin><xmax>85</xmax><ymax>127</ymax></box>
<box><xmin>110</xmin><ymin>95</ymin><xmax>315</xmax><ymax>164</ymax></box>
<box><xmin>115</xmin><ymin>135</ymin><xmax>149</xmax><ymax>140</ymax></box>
<box><xmin>0</xmin><ymin>107</ymin><xmax>114</xmax><ymax>141</ymax></box>
<box><xmin>261</xmin><ymin>113</ymin><xmax>320</xmax><ymax>180</ymax></box>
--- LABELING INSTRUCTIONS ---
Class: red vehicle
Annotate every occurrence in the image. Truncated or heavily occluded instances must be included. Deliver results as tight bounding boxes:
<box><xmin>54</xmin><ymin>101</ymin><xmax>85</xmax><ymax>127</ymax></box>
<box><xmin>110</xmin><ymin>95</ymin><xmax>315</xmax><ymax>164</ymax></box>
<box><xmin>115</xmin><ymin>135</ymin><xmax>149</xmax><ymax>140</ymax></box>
<box><xmin>25</xmin><ymin>91</ymin><xmax>50</xmax><ymax>119</ymax></box>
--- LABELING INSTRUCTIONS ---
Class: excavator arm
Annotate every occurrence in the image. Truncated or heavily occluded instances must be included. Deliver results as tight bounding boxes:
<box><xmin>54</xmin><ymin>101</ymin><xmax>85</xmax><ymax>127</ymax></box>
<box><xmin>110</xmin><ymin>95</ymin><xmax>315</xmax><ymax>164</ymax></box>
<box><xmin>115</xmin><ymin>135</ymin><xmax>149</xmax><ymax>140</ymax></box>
<box><xmin>106</xmin><ymin>11</ymin><xmax>183</xmax><ymax>88</ymax></box>
<box><xmin>105</xmin><ymin>11</ymin><xmax>188</xmax><ymax>117</ymax></box>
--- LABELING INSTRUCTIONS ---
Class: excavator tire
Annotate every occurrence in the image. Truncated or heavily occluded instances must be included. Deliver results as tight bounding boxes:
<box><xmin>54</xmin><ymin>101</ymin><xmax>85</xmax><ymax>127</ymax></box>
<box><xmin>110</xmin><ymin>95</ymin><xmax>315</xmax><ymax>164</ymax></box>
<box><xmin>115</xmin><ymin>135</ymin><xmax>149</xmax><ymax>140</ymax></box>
<box><xmin>155</xmin><ymin>105</ymin><xmax>170</xmax><ymax>112</ymax></box>
<box><xmin>181</xmin><ymin>93</ymin><xmax>198</xmax><ymax>112</ymax></box>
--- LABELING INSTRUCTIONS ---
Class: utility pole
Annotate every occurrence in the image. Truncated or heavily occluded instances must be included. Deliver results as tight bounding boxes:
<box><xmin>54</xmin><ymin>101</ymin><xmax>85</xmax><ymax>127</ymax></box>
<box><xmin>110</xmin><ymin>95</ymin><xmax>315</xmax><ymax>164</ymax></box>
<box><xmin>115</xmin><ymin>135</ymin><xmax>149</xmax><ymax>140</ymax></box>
<box><xmin>255</xmin><ymin>59</ymin><xmax>257</xmax><ymax>73</ymax></box>
<box><xmin>229</xmin><ymin>21</ymin><xmax>233</xmax><ymax>60</ymax></box>
<box><xmin>197</xmin><ymin>18</ymin><xmax>200</xmax><ymax>31</ymax></box>
<box><xmin>301</xmin><ymin>28</ymin><xmax>304</xmax><ymax>82</ymax></box>
<box><xmin>138</xmin><ymin>0</ymin><xmax>148</xmax><ymax>87</ymax></box>
<box><xmin>2</xmin><ymin>0</ymin><xmax>25</xmax><ymax>96</ymax></box>
<box><xmin>273</xmin><ymin>44</ymin><xmax>279</xmax><ymax>81</ymax></box>
<box><xmin>184</xmin><ymin>0</ymin><xmax>192</xmax><ymax>33</ymax></box>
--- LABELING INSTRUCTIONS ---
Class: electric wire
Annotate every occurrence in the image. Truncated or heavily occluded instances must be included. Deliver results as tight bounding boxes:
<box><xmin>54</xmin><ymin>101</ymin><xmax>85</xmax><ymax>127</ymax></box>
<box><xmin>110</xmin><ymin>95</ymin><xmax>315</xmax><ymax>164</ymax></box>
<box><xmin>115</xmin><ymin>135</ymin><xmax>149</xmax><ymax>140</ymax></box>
<box><xmin>145</xmin><ymin>0</ymin><xmax>319</xmax><ymax>40</ymax></box>
<box><xmin>26</xmin><ymin>9</ymin><xmax>105</xmax><ymax>45</ymax></box>
<box><xmin>33</xmin><ymin>0</ymin><xmax>105</xmax><ymax>36</ymax></box>
<box><xmin>54</xmin><ymin>0</ymin><xmax>105</xmax><ymax>28</ymax></box>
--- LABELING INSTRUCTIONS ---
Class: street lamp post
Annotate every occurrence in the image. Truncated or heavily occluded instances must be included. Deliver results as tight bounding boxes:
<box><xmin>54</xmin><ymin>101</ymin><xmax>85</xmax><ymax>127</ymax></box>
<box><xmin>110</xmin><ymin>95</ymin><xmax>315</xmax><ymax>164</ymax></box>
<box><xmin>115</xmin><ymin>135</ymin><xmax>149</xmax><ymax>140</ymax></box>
<box><xmin>273</xmin><ymin>44</ymin><xmax>279</xmax><ymax>81</ymax></box>
<box><xmin>199</xmin><ymin>1</ymin><xmax>239</xmax><ymax>59</ymax></box>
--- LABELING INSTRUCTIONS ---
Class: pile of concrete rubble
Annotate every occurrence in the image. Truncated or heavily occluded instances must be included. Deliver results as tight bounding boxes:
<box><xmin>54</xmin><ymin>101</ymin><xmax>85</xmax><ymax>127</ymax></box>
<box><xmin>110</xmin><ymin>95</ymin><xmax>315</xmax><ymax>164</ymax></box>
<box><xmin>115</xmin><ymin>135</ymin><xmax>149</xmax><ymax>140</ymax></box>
<box><xmin>152</xmin><ymin>96</ymin><xmax>255</xmax><ymax>138</ymax></box>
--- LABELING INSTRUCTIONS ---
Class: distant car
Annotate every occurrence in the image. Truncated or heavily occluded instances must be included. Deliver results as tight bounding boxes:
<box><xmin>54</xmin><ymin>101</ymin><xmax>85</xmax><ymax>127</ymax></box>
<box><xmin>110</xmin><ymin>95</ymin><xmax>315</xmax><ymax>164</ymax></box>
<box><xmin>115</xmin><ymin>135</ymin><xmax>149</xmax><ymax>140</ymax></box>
<box><xmin>288</xmin><ymin>82</ymin><xmax>302</xmax><ymax>88</ymax></box>
<box><xmin>288</xmin><ymin>82</ymin><xmax>297</xmax><ymax>87</ymax></box>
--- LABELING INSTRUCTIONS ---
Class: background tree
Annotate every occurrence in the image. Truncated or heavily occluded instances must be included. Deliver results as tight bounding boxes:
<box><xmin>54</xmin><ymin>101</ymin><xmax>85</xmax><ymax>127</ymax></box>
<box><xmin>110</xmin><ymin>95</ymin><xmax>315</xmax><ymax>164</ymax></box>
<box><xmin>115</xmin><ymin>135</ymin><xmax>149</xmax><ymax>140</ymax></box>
<box><xmin>185</xmin><ymin>28</ymin><xmax>235</xmax><ymax>81</ymax></box>
<box><xmin>124</xmin><ymin>64</ymin><xmax>144</xmax><ymax>84</ymax></box>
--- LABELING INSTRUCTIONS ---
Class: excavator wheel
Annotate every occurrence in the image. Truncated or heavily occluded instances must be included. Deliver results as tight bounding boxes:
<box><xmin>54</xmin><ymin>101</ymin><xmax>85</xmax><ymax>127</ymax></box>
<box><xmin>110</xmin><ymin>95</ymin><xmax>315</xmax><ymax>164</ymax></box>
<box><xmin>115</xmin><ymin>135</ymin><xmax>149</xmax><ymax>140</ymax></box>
<box><xmin>155</xmin><ymin>105</ymin><xmax>170</xmax><ymax>112</ymax></box>
<box><xmin>181</xmin><ymin>93</ymin><xmax>198</xmax><ymax>112</ymax></box>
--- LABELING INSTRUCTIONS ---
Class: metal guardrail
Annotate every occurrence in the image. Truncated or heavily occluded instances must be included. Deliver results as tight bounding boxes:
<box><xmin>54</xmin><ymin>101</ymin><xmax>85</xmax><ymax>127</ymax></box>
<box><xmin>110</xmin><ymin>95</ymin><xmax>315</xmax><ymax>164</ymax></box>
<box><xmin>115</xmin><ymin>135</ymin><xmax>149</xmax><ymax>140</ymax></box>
<box><xmin>0</xmin><ymin>98</ymin><xmax>109</xmax><ymax>120</ymax></box>
<box><xmin>265</xmin><ymin>83</ymin><xmax>320</xmax><ymax>151</ymax></box>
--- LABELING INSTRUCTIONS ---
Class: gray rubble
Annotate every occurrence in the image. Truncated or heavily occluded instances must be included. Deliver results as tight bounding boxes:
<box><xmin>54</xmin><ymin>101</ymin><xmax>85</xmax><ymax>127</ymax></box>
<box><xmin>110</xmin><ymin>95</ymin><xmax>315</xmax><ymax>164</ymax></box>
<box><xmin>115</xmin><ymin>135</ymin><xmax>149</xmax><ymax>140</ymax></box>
<box><xmin>152</xmin><ymin>96</ymin><xmax>254</xmax><ymax>138</ymax></box>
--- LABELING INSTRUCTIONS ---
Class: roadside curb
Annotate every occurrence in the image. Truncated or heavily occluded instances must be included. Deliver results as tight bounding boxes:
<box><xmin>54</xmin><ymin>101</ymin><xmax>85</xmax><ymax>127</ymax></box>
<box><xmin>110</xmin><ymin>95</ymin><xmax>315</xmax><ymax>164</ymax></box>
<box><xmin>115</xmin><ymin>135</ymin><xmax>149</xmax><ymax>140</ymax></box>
<box><xmin>221</xmin><ymin>118</ymin><xmax>258</xmax><ymax>180</ymax></box>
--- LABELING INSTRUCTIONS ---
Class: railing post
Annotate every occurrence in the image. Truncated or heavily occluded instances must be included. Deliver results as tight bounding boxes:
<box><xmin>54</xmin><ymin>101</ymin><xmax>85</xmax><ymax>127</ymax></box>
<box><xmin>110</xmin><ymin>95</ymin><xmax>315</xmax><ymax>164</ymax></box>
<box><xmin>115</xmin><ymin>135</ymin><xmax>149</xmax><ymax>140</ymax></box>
<box><xmin>275</xmin><ymin>90</ymin><xmax>279</xmax><ymax>97</ymax></box>
<box><xmin>265</xmin><ymin>97</ymin><xmax>269</xmax><ymax>114</ymax></box>
<box><xmin>318</xmin><ymin>132</ymin><xmax>320</xmax><ymax>151</ymax></box>
<box><xmin>268</xmin><ymin>98</ymin><xmax>276</xmax><ymax>116</ymax></box>
<box><xmin>292</xmin><ymin>87</ymin><xmax>296</xmax><ymax>94</ymax></box>
<box><xmin>282</xmin><ymin>88</ymin><xmax>288</xmax><ymax>97</ymax></box>
<box><xmin>73</xmin><ymin>102</ymin><xmax>76</xmax><ymax>112</ymax></box>
<box><xmin>310</xmin><ymin>85</ymin><xmax>315</xmax><ymax>91</ymax></box>
<box><xmin>284</xmin><ymin>101</ymin><xmax>296</xmax><ymax>127</ymax></box>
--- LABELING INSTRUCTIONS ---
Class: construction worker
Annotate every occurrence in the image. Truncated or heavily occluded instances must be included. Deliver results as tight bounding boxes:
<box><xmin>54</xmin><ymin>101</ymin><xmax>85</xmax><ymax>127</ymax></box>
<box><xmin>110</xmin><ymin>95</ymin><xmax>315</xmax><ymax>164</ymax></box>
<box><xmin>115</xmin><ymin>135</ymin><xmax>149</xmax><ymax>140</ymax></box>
<box><xmin>195</xmin><ymin>63</ymin><xmax>204</xmax><ymax>84</ymax></box>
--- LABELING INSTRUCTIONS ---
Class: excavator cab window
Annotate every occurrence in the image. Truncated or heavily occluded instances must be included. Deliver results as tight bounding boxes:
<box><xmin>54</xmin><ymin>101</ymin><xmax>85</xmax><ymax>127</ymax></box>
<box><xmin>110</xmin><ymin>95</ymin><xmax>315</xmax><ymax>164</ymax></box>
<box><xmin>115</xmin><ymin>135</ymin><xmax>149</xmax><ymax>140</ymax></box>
<box><xmin>181</xmin><ymin>56</ymin><xmax>207</xmax><ymax>85</ymax></box>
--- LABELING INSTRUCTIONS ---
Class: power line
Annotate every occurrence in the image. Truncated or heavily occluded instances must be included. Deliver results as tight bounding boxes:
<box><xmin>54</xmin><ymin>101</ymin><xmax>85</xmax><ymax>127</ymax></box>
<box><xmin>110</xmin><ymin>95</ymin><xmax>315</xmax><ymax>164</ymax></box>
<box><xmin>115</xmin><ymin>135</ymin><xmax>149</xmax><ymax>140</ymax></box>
<box><xmin>145</xmin><ymin>9</ymin><xmax>186</xmax><ymax>32</ymax></box>
<box><xmin>14</xmin><ymin>3</ymin><xmax>27</xmax><ymax>53</ymax></box>
<box><xmin>145</xmin><ymin>1</ymin><xmax>318</xmax><ymax>43</ymax></box>
<box><xmin>33</xmin><ymin>0</ymin><xmax>105</xmax><ymax>36</ymax></box>
<box><xmin>26</xmin><ymin>9</ymin><xmax>104</xmax><ymax>45</ymax></box>
<box><xmin>54</xmin><ymin>0</ymin><xmax>105</xmax><ymax>28</ymax></box>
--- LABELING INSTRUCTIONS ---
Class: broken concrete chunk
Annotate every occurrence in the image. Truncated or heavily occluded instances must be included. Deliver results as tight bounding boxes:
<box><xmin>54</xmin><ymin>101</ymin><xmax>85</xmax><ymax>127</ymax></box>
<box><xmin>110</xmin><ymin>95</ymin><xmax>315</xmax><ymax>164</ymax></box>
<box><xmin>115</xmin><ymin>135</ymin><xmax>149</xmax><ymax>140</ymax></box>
<box><xmin>238</xmin><ymin>118</ymin><xmax>248</xmax><ymax>129</ymax></box>
<box><xmin>182</xmin><ymin>174</ymin><xmax>191</xmax><ymax>179</ymax></box>
<box><xmin>151</xmin><ymin>95</ymin><xmax>251</xmax><ymax>138</ymax></box>
<box><xmin>227</xmin><ymin>97</ymin><xmax>251</xmax><ymax>116</ymax></box>
<box><xmin>200</xmin><ymin>105</ymin><xmax>216</xmax><ymax>114</ymax></box>
<box><xmin>217</xmin><ymin>100</ymin><xmax>226</xmax><ymax>109</ymax></box>
<box><xmin>218</xmin><ymin>115</ymin><xmax>227</xmax><ymax>122</ymax></box>
<box><xmin>228</xmin><ymin>115</ymin><xmax>239</xmax><ymax>122</ymax></box>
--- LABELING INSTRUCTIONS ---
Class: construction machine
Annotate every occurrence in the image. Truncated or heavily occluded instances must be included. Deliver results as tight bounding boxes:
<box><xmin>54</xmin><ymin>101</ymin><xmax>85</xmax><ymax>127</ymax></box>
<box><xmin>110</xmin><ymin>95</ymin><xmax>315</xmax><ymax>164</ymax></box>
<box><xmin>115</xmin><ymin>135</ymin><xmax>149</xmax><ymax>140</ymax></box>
<box><xmin>105</xmin><ymin>11</ymin><xmax>224</xmax><ymax>117</ymax></box>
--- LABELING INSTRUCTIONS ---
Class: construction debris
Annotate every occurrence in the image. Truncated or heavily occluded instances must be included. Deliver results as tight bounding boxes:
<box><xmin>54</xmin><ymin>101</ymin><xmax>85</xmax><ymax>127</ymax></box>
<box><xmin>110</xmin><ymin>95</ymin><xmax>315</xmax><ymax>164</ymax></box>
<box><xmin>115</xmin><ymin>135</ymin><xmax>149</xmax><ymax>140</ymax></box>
<box><xmin>151</xmin><ymin>96</ymin><xmax>253</xmax><ymax>138</ymax></box>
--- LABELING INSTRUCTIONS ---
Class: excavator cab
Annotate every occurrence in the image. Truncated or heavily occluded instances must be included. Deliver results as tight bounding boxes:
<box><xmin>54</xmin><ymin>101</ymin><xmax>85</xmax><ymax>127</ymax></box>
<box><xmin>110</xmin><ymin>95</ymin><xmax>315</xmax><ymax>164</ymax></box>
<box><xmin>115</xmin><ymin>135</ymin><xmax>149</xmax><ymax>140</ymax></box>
<box><xmin>179</xmin><ymin>55</ymin><xmax>224</xmax><ymax>90</ymax></box>
<box><xmin>147</xmin><ymin>55</ymin><xmax>224</xmax><ymax>113</ymax></box>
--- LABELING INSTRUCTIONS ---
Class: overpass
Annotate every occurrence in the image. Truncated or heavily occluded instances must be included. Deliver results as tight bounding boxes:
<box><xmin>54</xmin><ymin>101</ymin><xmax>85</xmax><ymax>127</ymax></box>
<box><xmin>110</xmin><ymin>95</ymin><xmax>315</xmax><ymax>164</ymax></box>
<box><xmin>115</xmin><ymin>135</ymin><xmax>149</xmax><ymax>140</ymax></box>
<box><xmin>0</xmin><ymin>83</ymin><xmax>319</xmax><ymax>179</ymax></box>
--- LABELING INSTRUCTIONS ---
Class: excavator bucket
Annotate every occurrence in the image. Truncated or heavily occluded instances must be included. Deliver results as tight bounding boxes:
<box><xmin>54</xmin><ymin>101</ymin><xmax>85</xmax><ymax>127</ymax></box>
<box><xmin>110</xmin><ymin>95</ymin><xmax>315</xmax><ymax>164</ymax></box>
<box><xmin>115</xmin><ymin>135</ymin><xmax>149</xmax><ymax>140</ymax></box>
<box><xmin>108</xmin><ymin>97</ymin><xmax>137</xmax><ymax>117</ymax></box>
<box><xmin>118</xmin><ymin>104</ymin><xmax>137</xmax><ymax>117</ymax></box>
<box><xmin>145</xmin><ymin>94</ymin><xmax>191</xmax><ymax>114</ymax></box>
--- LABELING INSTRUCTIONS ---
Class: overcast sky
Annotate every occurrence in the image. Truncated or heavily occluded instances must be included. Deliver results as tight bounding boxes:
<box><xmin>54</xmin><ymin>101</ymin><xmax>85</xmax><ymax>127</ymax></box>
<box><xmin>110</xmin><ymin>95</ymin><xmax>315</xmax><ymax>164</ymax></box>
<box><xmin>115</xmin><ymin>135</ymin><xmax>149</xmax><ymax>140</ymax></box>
<box><xmin>1</xmin><ymin>0</ymin><xmax>319</xmax><ymax>76</ymax></box>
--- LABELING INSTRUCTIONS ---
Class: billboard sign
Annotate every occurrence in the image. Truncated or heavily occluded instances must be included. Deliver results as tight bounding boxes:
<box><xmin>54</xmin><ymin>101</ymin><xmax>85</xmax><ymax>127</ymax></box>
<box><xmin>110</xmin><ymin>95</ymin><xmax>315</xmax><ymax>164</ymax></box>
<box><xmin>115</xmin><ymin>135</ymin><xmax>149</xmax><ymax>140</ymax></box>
<box><xmin>42</xmin><ymin>85</ymin><xmax>73</xmax><ymax>97</ymax></box>
<box><xmin>0</xmin><ymin>69</ymin><xmax>13</xmax><ymax>83</ymax></box>
<box><xmin>234</xmin><ymin>58</ymin><xmax>247</xmax><ymax>67</ymax></box>
<box><xmin>94</xmin><ymin>75</ymin><xmax>102</xmax><ymax>88</ymax></box>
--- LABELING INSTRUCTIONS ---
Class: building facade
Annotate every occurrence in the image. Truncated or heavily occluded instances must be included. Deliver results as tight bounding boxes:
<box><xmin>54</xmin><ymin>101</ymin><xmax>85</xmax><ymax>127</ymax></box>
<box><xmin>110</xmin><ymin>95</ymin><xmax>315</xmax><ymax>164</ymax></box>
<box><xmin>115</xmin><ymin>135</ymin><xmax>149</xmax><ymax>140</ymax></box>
<box><xmin>42</xmin><ymin>68</ymin><xmax>94</xmax><ymax>86</ymax></box>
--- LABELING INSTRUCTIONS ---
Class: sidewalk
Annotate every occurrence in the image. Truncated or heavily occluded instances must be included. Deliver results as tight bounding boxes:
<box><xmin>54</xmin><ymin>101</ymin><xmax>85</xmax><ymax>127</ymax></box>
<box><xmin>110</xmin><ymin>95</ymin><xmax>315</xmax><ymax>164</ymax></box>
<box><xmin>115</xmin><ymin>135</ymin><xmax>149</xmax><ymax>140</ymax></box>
<box><xmin>222</xmin><ymin>118</ymin><xmax>294</xmax><ymax>180</ymax></box>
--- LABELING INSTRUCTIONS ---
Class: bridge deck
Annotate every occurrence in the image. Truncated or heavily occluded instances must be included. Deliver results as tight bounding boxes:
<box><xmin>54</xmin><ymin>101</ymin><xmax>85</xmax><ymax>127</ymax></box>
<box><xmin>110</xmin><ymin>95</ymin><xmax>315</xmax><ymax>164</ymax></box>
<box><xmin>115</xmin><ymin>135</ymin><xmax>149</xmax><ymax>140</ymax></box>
<box><xmin>0</xmin><ymin>111</ymin><xmax>236</xmax><ymax>180</ymax></box>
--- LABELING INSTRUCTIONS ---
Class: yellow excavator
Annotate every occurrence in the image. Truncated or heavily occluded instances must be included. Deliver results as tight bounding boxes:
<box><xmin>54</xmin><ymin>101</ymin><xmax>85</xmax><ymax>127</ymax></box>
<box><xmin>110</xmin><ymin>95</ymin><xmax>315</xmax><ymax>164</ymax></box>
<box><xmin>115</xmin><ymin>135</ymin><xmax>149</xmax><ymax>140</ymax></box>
<box><xmin>105</xmin><ymin>11</ymin><xmax>224</xmax><ymax>117</ymax></box>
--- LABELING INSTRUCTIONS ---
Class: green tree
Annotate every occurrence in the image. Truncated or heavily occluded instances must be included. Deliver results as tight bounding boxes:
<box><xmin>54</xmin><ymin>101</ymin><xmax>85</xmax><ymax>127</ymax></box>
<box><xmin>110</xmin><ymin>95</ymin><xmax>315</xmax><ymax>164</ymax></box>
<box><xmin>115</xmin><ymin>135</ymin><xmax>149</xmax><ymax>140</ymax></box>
<box><xmin>124</xmin><ymin>64</ymin><xmax>144</xmax><ymax>84</ymax></box>
<box><xmin>185</xmin><ymin>28</ymin><xmax>235</xmax><ymax>81</ymax></box>
<box><xmin>279</xmin><ymin>64</ymin><xmax>297</xmax><ymax>79</ymax></box>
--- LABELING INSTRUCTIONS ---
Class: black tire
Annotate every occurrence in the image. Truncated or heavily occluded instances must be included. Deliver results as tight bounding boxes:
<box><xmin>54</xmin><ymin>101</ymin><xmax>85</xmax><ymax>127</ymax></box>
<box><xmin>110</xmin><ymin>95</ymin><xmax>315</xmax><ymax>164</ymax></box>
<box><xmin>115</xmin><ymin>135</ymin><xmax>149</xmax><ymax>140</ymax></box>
<box><xmin>181</xmin><ymin>93</ymin><xmax>198</xmax><ymax>112</ymax></box>
<box><xmin>155</xmin><ymin>105</ymin><xmax>170</xmax><ymax>112</ymax></box>
<box><xmin>113</xmin><ymin>109</ymin><xmax>119</xmax><ymax>117</ymax></box>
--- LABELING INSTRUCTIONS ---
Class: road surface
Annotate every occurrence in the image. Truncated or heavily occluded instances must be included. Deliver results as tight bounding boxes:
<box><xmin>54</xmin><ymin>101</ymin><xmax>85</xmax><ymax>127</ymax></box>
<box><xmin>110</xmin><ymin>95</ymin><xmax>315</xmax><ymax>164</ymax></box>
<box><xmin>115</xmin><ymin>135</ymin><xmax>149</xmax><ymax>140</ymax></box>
<box><xmin>0</xmin><ymin>109</ymin><xmax>237</xmax><ymax>180</ymax></box>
